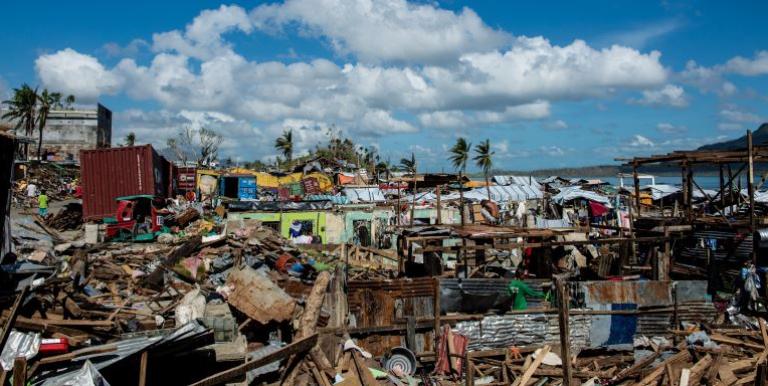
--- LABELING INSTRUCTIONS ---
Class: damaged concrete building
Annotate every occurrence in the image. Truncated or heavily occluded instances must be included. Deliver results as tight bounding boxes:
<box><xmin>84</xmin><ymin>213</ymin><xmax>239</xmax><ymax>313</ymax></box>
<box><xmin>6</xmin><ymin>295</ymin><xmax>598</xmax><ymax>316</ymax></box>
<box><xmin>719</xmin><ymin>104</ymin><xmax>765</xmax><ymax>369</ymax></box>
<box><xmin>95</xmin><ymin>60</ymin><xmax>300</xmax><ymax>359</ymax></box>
<box><xmin>0</xmin><ymin>104</ymin><xmax>112</xmax><ymax>162</ymax></box>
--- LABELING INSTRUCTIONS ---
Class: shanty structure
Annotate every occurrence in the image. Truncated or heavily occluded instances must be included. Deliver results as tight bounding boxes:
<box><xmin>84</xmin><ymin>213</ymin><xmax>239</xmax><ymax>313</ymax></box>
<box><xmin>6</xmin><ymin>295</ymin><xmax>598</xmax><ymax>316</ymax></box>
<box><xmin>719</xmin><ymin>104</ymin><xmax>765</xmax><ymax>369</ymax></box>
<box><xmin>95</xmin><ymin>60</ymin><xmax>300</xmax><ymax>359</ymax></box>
<box><xmin>622</xmin><ymin>130</ymin><xmax>768</xmax><ymax>289</ymax></box>
<box><xmin>0</xmin><ymin>132</ymin><xmax>17</xmax><ymax>257</ymax></box>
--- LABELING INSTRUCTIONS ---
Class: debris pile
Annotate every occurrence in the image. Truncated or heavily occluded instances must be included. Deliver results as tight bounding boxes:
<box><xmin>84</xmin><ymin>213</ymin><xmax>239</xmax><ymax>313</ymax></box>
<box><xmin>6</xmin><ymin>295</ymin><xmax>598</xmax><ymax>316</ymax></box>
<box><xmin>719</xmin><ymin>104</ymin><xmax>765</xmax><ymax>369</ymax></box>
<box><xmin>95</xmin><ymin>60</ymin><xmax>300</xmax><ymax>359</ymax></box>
<box><xmin>13</xmin><ymin>162</ymin><xmax>79</xmax><ymax>203</ymax></box>
<box><xmin>43</xmin><ymin>202</ymin><xmax>83</xmax><ymax>231</ymax></box>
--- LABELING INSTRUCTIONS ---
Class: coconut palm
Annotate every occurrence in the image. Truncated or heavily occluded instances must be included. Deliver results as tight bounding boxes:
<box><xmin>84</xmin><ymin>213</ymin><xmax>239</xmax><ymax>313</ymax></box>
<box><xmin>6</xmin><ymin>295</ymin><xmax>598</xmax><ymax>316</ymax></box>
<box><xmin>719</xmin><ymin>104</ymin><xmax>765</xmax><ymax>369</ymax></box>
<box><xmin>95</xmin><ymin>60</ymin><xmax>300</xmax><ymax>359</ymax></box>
<box><xmin>2</xmin><ymin>84</ymin><xmax>39</xmax><ymax>159</ymax></box>
<box><xmin>125</xmin><ymin>132</ymin><xmax>136</xmax><ymax>146</ymax></box>
<box><xmin>375</xmin><ymin>159</ymin><xmax>392</xmax><ymax>182</ymax></box>
<box><xmin>473</xmin><ymin>139</ymin><xmax>494</xmax><ymax>201</ymax></box>
<box><xmin>399</xmin><ymin>153</ymin><xmax>416</xmax><ymax>174</ymax></box>
<box><xmin>274</xmin><ymin>129</ymin><xmax>293</xmax><ymax>167</ymax></box>
<box><xmin>36</xmin><ymin>89</ymin><xmax>62</xmax><ymax>160</ymax></box>
<box><xmin>449</xmin><ymin>137</ymin><xmax>471</xmax><ymax>225</ymax></box>
<box><xmin>64</xmin><ymin>95</ymin><xmax>76</xmax><ymax>109</ymax></box>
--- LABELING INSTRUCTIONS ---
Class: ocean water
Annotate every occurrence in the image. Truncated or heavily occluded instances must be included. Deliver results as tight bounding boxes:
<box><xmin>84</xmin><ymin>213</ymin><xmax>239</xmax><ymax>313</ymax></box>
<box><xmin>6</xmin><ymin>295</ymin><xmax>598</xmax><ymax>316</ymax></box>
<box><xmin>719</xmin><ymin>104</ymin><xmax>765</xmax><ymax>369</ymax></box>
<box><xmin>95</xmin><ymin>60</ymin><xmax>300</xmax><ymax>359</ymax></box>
<box><xmin>593</xmin><ymin>175</ymin><xmax>743</xmax><ymax>190</ymax></box>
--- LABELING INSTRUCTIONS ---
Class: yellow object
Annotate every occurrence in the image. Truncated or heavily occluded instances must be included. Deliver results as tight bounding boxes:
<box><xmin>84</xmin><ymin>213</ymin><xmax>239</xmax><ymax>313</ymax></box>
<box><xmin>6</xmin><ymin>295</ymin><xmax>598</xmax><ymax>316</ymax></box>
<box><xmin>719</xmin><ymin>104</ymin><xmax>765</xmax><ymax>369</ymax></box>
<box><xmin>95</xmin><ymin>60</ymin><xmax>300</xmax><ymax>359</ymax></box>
<box><xmin>640</xmin><ymin>192</ymin><xmax>652</xmax><ymax>206</ymax></box>
<box><xmin>228</xmin><ymin>169</ymin><xmax>334</xmax><ymax>192</ymax></box>
<box><xmin>465</xmin><ymin>180</ymin><xmax>495</xmax><ymax>188</ymax></box>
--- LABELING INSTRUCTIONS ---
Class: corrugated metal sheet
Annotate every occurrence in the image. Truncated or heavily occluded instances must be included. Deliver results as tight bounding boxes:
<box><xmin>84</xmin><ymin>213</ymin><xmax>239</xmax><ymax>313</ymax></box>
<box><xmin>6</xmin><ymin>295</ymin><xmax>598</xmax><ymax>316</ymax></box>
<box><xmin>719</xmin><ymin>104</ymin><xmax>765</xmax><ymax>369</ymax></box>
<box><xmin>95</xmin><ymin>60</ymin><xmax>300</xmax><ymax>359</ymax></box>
<box><xmin>492</xmin><ymin>175</ymin><xmax>542</xmax><ymax>189</ymax></box>
<box><xmin>347</xmin><ymin>278</ymin><xmax>436</xmax><ymax>356</ymax></box>
<box><xmin>80</xmin><ymin>145</ymin><xmax>171</xmax><ymax>220</ymax></box>
<box><xmin>551</xmin><ymin>186</ymin><xmax>611</xmax><ymax>205</ymax></box>
<box><xmin>679</xmin><ymin>229</ymin><xmax>752</xmax><ymax>261</ymax></box>
<box><xmin>439</xmin><ymin>278</ymin><xmax>549</xmax><ymax>313</ymax></box>
<box><xmin>464</xmin><ymin>185</ymin><xmax>542</xmax><ymax>202</ymax></box>
<box><xmin>454</xmin><ymin>312</ymin><xmax>591</xmax><ymax>351</ymax></box>
<box><xmin>343</xmin><ymin>187</ymin><xmax>386</xmax><ymax>203</ymax></box>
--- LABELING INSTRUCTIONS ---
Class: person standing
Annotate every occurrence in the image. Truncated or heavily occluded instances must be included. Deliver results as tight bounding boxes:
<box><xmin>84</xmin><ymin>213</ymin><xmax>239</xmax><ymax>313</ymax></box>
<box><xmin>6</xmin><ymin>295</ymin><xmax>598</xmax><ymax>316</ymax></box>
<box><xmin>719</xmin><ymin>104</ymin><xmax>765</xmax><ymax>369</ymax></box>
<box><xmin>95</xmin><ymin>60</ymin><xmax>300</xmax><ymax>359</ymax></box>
<box><xmin>507</xmin><ymin>270</ymin><xmax>545</xmax><ymax>310</ymax></box>
<box><xmin>38</xmin><ymin>189</ymin><xmax>49</xmax><ymax>217</ymax></box>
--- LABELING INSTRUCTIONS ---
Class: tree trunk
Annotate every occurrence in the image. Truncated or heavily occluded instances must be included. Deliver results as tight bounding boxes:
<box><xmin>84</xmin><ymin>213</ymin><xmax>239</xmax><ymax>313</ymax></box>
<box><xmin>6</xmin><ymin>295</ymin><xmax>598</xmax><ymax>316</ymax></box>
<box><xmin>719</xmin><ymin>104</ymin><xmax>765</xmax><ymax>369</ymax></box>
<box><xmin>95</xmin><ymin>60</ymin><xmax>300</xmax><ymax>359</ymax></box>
<box><xmin>485</xmin><ymin>174</ymin><xmax>492</xmax><ymax>201</ymax></box>
<box><xmin>37</xmin><ymin>121</ymin><xmax>44</xmax><ymax>161</ymax></box>
<box><xmin>459</xmin><ymin>172</ymin><xmax>465</xmax><ymax>226</ymax></box>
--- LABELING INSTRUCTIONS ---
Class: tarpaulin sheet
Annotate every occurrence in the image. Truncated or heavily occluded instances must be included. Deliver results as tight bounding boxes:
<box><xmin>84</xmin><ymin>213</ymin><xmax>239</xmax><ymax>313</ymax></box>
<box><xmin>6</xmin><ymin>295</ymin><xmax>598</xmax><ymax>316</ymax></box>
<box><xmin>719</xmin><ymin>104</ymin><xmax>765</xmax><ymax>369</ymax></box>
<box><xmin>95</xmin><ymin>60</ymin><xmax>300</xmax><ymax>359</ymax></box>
<box><xmin>228</xmin><ymin>200</ymin><xmax>334</xmax><ymax>211</ymax></box>
<box><xmin>551</xmin><ymin>186</ymin><xmax>611</xmax><ymax>205</ymax></box>
<box><xmin>342</xmin><ymin>187</ymin><xmax>386</xmax><ymax>203</ymax></box>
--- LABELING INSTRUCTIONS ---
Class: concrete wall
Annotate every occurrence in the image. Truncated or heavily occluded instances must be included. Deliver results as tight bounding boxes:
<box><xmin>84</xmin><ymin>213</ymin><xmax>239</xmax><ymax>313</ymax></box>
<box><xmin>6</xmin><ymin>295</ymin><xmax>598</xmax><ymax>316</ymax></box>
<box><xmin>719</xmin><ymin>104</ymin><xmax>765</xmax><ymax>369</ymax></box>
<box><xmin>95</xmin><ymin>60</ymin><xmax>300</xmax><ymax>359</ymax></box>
<box><xmin>229</xmin><ymin>211</ymin><xmax>327</xmax><ymax>241</ymax></box>
<box><xmin>229</xmin><ymin>207</ymin><xmax>396</xmax><ymax>247</ymax></box>
<box><xmin>1</xmin><ymin>104</ymin><xmax>112</xmax><ymax>161</ymax></box>
<box><xmin>42</xmin><ymin>104</ymin><xmax>112</xmax><ymax>161</ymax></box>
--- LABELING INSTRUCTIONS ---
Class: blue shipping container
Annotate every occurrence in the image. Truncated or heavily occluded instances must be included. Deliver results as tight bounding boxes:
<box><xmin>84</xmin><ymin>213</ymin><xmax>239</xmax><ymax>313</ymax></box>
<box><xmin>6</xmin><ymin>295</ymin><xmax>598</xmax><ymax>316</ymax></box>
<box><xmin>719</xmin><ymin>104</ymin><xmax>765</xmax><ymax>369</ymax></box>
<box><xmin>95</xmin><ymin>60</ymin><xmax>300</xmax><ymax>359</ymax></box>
<box><xmin>238</xmin><ymin>177</ymin><xmax>257</xmax><ymax>200</ymax></box>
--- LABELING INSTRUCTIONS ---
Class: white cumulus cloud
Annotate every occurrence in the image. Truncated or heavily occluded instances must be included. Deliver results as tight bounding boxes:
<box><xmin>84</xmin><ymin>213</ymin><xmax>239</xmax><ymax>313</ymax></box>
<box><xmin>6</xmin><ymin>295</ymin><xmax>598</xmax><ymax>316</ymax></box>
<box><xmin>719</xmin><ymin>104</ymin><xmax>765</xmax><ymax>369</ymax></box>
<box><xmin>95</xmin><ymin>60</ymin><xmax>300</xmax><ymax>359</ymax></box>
<box><xmin>630</xmin><ymin>84</ymin><xmax>688</xmax><ymax>107</ymax></box>
<box><xmin>35</xmin><ymin>48</ymin><xmax>122</xmax><ymax>101</ymax></box>
<box><xmin>251</xmin><ymin>0</ymin><xmax>509</xmax><ymax>64</ymax></box>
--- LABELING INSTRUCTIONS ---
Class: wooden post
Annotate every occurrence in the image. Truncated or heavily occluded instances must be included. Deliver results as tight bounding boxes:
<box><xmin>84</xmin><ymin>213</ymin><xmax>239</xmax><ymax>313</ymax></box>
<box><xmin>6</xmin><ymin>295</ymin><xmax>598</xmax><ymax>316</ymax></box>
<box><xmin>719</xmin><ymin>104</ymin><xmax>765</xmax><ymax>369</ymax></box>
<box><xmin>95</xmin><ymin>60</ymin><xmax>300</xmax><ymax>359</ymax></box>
<box><xmin>719</xmin><ymin>164</ymin><xmax>725</xmax><ymax>210</ymax></box>
<box><xmin>627</xmin><ymin>197</ymin><xmax>637</xmax><ymax>266</ymax></box>
<box><xmin>12</xmin><ymin>357</ymin><xmax>26</xmax><ymax>386</ymax></box>
<box><xmin>633</xmin><ymin>162</ymin><xmax>641</xmax><ymax>214</ymax></box>
<box><xmin>661</xmin><ymin>228</ymin><xmax>671</xmax><ymax>281</ymax></box>
<box><xmin>686</xmin><ymin>166</ymin><xmax>694</xmax><ymax>220</ymax></box>
<box><xmin>433</xmin><ymin>277</ymin><xmax>441</xmax><ymax>352</ymax></box>
<box><xmin>138</xmin><ymin>351</ymin><xmax>148</xmax><ymax>386</ymax></box>
<box><xmin>436</xmin><ymin>184</ymin><xmax>442</xmax><ymax>225</ymax></box>
<box><xmin>728</xmin><ymin>164</ymin><xmax>734</xmax><ymax>214</ymax></box>
<box><xmin>459</xmin><ymin>174</ymin><xmax>466</xmax><ymax>226</ymax></box>
<box><xmin>555</xmin><ymin>276</ymin><xmax>573</xmax><ymax>386</ymax></box>
<box><xmin>681</xmin><ymin>162</ymin><xmax>688</xmax><ymax>218</ymax></box>
<box><xmin>410</xmin><ymin>175</ymin><xmax>417</xmax><ymax>226</ymax></box>
<box><xmin>748</xmin><ymin>130</ymin><xmax>757</xmax><ymax>263</ymax></box>
<box><xmin>396</xmin><ymin>184</ymin><xmax>401</xmax><ymax>226</ymax></box>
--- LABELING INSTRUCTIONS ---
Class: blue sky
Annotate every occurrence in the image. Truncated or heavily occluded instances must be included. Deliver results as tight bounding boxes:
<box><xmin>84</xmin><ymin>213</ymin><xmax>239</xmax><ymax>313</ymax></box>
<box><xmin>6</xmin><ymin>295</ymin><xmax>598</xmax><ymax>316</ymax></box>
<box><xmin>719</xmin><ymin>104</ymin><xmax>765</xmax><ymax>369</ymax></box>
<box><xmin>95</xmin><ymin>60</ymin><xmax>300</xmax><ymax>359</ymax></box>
<box><xmin>2</xmin><ymin>0</ymin><xmax>767</xmax><ymax>171</ymax></box>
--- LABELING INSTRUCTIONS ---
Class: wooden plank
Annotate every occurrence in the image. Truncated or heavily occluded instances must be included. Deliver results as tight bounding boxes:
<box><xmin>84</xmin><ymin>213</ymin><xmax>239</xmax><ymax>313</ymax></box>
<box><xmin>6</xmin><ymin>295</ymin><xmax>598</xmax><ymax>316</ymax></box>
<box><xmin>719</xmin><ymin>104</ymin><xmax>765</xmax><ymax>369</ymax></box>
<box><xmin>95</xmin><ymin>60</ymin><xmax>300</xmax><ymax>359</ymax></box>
<box><xmin>138</xmin><ymin>351</ymin><xmax>148</xmax><ymax>386</ymax></box>
<box><xmin>511</xmin><ymin>345</ymin><xmax>550</xmax><ymax>386</ymax></box>
<box><xmin>352</xmin><ymin>351</ymin><xmax>378</xmax><ymax>386</ymax></box>
<box><xmin>555</xmin><ymin>276</ymin><xmax>573</xmax><ymax>386</ymax></box>
<box><xmin>188</xmin><ymin>333</ymin><xmax>318</xmax><ymax>386</ymax></box>
<box><xmin>12</xmin><ymin>357</ymin><xmax>26</xmax><ymax>386</ymax></box>
<box><xmin>0</xmin><ymin>287</ymin><xmax>29</xmax><ymax>353</ymax></box>
<box><xmin>679</xmin><ymin>368</ymin><xmax>690</xmax><ymax>386</ymax></box>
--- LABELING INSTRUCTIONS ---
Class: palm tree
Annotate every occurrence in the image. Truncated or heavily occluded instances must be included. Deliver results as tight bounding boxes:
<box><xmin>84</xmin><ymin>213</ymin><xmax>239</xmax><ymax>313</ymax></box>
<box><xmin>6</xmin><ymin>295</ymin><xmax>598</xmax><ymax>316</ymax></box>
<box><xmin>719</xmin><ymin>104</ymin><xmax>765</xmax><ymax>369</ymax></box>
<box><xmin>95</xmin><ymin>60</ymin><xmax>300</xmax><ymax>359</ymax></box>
<box><xmin>473</xmin><ymin>139</ymin><xmax>494</xmax><ymax>201</ymax></box>
<box><xmin>36</xmin><ymin>89</ymin><xmax>62</xmax><ymax>160</ymax></box>
<box><xmin>64</xmin><ymin>95</ymin><xmax>76</xmax><ymax>109</ymax></box>
<box><xmin>2</xmin><ymin>84</ymin><xmax>39</xmax><ymax>159</ymax></box>
<box><xmin>125</xmin><ymin>132</ymin><xmax>136</xmax><ymax>146</ymax></box>
<box><xmin>274</xmin><ymin>129</ymin><xmax>293</xmax><ymax>168</ymax></box>
<box><xmin>399</xmin><ymin>153</ymin><xmax>416</xmax><ymax>174</ymax></box>
<box><xmin>375</xmin><ymin>159</ymin><xmax>392</xmax><ymax>182</ymax></box>
<box><xmin>400</xmin><ymin>153</ymin><xmax>417</xmax><ymax>225</ymax></box>
<box><xmin>449</xmin><ymin>137</ymin><xmax>471</xmax><ymax>225</ymax></box>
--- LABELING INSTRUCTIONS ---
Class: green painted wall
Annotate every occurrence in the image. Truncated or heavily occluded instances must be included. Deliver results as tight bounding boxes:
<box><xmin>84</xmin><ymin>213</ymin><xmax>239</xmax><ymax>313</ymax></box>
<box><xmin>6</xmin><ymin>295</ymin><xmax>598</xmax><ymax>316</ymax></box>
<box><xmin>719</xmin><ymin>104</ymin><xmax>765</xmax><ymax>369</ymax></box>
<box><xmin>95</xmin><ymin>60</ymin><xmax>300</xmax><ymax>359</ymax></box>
<box><xmin>228</xmin><ymin>211</ymin><xmax>327</xmax><ymax>240</ymax></box>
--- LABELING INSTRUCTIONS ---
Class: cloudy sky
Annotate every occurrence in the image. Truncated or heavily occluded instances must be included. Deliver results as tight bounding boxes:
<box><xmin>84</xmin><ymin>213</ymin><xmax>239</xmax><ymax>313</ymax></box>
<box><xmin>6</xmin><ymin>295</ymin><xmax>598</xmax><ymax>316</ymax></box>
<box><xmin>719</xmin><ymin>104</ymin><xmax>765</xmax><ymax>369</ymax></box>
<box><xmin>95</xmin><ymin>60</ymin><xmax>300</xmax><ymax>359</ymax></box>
<box><xmin>2</xmin><ymin>0</ymin><xmax>767</xmax><ymax>171</ymax></box>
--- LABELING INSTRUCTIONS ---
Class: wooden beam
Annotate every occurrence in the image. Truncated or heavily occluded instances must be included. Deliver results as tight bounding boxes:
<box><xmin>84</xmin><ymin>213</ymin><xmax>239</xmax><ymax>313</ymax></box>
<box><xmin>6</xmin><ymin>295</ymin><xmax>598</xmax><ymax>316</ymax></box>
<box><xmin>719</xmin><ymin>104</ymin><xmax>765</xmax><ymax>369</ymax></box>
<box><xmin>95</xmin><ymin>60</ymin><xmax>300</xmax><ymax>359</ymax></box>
<box><xmin>555</xmin><ymin>276</ymin><xmax>573</xmax><ymax>386</ymax></box>
<box><xmin>12</xmin><ymin>357</ymin><xmax>26</xmax><ymax>386</ymax></box>
<box><xmin>511</xmin><ymin>345</ymin><xmax>550</xmax><ymax>386</ymax></box>
<box><xmin>748</xmin><ymin>129</ymin><xmax>757</xmax><ymax>263</ymax></box>
<box><xmin>138</xmin><ymin>351</ymin><xmax>148</xmax><ymax>386</ymax></box>
<box><xmin>0</xmin><ymin>287</ymin><xmax>28</xmax><ymax>354</ymax></box>
<box><xmin>188</xmin><ymin>334</ymin><xmax>319</xmax><ymax>386</ymax></box>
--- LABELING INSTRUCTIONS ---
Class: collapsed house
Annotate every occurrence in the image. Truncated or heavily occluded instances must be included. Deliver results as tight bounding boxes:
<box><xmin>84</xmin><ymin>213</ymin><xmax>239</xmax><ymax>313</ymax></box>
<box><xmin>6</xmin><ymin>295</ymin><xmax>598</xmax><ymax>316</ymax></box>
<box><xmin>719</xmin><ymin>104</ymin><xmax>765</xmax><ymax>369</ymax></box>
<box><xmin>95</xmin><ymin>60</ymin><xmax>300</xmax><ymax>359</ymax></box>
<box><xmin>2</xmin><ymin>134</ymin><xmax>768</xmax><ymax>386</ymax></box>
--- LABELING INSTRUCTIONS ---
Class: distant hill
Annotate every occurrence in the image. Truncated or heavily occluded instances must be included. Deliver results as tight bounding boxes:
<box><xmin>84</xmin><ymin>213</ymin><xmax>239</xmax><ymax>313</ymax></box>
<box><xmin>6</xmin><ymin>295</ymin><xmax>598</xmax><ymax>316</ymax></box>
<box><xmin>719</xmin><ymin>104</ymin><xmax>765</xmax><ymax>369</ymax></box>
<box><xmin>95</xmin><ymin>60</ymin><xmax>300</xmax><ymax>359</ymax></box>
<box><xmin>698</xmin><ymin>123</ymin><xmax>768</xmax><ymax>151</ymax></box>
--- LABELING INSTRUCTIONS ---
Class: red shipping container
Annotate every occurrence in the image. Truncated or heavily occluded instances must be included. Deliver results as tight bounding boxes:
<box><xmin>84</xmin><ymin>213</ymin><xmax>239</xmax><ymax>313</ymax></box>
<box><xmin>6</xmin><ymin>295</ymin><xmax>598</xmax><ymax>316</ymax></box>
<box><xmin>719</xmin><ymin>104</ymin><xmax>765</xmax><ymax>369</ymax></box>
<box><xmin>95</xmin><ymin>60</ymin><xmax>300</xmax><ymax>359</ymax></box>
<box><xmin>175</xmin><ymin>166</ymin><xmax>197</xmax><ymax>194</ymax></box>
<box><xmin>80</xmin><ymin>145</ymin><xmax>173</xmax><ymax>221</ymax></box>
